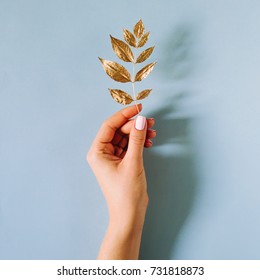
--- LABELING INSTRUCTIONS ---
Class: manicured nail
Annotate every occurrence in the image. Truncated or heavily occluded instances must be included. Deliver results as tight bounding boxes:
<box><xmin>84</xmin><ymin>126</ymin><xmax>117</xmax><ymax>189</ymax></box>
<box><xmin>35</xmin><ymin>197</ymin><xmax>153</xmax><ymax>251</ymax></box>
<box><xmin>135</xmin><ymin>116</ymin><xmax>146</xmax><ymax>130</ymax></box>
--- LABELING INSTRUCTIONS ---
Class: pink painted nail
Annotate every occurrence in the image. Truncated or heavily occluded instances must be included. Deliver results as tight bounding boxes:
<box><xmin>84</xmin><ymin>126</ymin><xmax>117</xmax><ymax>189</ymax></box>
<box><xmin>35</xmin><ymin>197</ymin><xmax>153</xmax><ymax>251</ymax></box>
<box><xmin>135</xmin><ymin>116</ymin><xmax>146</xmax><ymax>130</ymax></box>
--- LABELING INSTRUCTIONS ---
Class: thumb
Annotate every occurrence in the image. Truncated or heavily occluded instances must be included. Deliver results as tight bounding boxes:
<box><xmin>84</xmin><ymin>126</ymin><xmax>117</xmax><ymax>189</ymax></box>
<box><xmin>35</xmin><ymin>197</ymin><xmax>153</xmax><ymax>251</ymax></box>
<box><xmin>125</xmin><ymin>115</ymin><xmax>147</xmax><ymax>161</ymax></box>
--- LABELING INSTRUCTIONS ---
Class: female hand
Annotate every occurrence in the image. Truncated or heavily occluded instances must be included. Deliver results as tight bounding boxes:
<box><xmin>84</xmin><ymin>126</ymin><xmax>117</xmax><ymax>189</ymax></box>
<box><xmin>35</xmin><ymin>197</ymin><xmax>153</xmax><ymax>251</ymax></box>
<box><xmin>87</xmin><ymin>104</ymin><xmax>156</xmax><ymax>259</ymax></box>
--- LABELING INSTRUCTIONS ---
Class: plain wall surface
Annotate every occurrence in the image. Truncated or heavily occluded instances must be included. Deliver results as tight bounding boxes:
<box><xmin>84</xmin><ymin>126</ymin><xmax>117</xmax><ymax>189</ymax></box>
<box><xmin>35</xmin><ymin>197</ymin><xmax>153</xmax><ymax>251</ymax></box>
<box><xmin>1</xmin><ymin>0</ymin><xmax>260</xmax><ymax>259</ymax></box>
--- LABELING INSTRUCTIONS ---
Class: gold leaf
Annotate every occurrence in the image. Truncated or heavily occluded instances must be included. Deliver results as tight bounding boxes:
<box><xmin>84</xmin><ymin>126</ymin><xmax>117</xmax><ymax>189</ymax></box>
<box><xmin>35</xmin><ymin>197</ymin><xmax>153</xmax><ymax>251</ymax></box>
<box><xmin>110</xmin><ymin>35</ymin><xmax>134</xmax><ymax>62</ymax></box>
<box><xmin>134</xmin><ymin>62</ymin><xmax>156</xmax><ymax>82</ymax></box>
<box><xmin>136</xmin><ymin>46</ymin><xmax>155</xmax><ymax>63</ymax></box>
<box><xmin>123</xmin><ymin>29</ymin><xmax>136</xmax><ymax>47</ymax></box>
<box><xmin>98</xmin><ymin>20</ymin><xmax>156</xmax><ymax>106</ymax></box>
<box><xmin>134</xmin><ymin>19</ymin><xmax>145</xmax><ymax>39</ymax></box>
<box><xmin>136</xmin><ymin>89</ymin><xmax>152</xmax><ymax>100</ymax></box>
<box><xmin>137</xmin><ymin>32</ymin><xmax>150</xmax><ymax>48</ymax></box>
<box><xmin>109</xmin><ymin>89</ymin><xmax>134</xmax><ymax>105</ymax></box>
<box><xmin>99</xmin><ymin>57</ymin><xmax>131</xmax><ymax>83</ymax></box>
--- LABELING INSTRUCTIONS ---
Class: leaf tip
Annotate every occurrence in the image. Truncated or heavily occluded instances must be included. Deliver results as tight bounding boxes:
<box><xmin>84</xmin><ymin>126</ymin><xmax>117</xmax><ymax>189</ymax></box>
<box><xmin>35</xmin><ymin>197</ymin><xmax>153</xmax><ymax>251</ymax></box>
<box><xmin>134</xmin><ymin>19</ymin><xmax>145</xmax><ymax>38</ymax></box>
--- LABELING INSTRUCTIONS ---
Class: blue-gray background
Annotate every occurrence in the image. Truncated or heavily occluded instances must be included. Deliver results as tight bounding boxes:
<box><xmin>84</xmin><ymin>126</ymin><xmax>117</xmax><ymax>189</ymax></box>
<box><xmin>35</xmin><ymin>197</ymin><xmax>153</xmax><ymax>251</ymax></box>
<box><xmin>1</xmin><ymin>0</ymin><xmax>260</xmax><ymax>259</ymax></box>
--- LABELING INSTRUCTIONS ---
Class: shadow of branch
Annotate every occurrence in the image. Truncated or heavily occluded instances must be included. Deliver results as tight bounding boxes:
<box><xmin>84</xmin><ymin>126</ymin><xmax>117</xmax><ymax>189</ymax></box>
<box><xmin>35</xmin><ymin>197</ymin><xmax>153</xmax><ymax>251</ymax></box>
<box><xmin>140</xmin><ymin>24</ymin><xmax>199</xmax><ymax>260</ymax></box>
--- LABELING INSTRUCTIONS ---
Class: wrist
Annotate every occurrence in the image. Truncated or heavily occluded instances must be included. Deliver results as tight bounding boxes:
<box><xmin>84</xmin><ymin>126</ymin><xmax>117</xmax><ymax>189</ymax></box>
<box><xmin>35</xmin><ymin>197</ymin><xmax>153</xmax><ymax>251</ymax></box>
<box><xmin>108</xmin><ymin>201</ymin><xmax>148</xmax><ymax>237</ymax></box>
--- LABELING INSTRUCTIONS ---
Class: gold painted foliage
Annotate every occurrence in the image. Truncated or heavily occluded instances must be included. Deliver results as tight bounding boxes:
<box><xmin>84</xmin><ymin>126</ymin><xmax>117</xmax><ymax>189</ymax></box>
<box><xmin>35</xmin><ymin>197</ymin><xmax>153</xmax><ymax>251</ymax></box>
<box><xmin>136</xmin><ymin>89</ymin><xmax>152</xmax><ymax>100</ymax></box>
<box><xmin>99</xmin><ymin>19</ymin><xmax>156</xmax><ymax>105</ymax></box>
<box><xmin>137</xmin><ymin>32</ymin><xmax>150</xmax><ymax>48</ymax></box>
<box><xmin>136</xmin><ymin>46</ymin><xmax>154</xmax><ymax>63</ymax></box>
<box><xmin>134</xmin><ymin>19</ymin><xmax>145</xmax><ymax>38</ymax></box>
<box><xmin>110</xmin><ymin>35</ymin><xmax>134</xmax><ymax>62</ymax></box>
<box><xmin>98</xmin><ymin>58</ymin><xmax>131</xmax><ymax>83</ymax></box>
<box><xmin>108</xmin><ymin>89</ymin><xmax>133</xmax><ymax>105</ymax></box>
<box><xmin>123</xmin><ymin>29</ymin><xmax>136</xmax><ymax>47</ymax></box>
<box><xmin>135</xmin><ymin>62</ymin><xmax>156</xmax><ymax>82</ymax></box>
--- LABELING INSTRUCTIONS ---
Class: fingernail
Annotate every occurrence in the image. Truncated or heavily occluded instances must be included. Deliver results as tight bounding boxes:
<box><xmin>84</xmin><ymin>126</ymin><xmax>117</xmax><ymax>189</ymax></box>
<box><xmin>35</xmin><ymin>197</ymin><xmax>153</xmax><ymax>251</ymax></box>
<box><xmin>135</xmin><ymin>116</ymin><xmax>146</xmax><ymax>130</ymax></box>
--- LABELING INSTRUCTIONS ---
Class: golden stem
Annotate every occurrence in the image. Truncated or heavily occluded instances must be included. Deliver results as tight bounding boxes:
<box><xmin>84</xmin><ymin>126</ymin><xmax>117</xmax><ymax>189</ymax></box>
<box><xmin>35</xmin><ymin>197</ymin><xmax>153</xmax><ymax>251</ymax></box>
<box><xmin>132</xmin><ymin>49</ymin><xmax>140</xmax><ymax>114</ymax></box>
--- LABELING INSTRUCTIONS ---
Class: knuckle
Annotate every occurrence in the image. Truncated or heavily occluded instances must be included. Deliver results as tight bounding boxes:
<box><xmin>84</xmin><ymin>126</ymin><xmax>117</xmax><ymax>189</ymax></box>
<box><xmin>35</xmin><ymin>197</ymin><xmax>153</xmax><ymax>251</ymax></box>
<box><xmin>131</xmin><ymin>134</ymin><xmax>145</xmax><ymax>144</ymax></box>
<box><xmin>102</xmin><ymin>119</ymin><xmax>115</xmax><ymax>132</ymax></box>
<box><xmin>143</xmin><ymin>193</ymin><xmax>149</xmax><ymax>207</ymax></box>
<box><xmin>86</xmin><ymin>149</ymin><xmax>96</xmax><ymax>164</ymax></box>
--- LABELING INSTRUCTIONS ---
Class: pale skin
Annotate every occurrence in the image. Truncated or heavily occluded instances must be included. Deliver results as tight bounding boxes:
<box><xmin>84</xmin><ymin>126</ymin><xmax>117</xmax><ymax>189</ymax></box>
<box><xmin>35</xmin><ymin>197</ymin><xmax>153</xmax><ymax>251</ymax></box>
<box><xmin>87</xmin><ymin>104</ymin><xmax>156</xmax><ymax>260</ymax></box>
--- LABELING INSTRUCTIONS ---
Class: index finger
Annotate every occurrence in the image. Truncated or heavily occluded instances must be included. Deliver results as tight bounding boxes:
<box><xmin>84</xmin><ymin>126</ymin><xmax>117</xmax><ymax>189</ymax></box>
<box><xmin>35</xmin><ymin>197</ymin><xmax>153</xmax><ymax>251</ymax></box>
<box><xmin>94</xmin><ymin>103</ymin><xmax>142</xmax><ymax>145</ymax></box>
